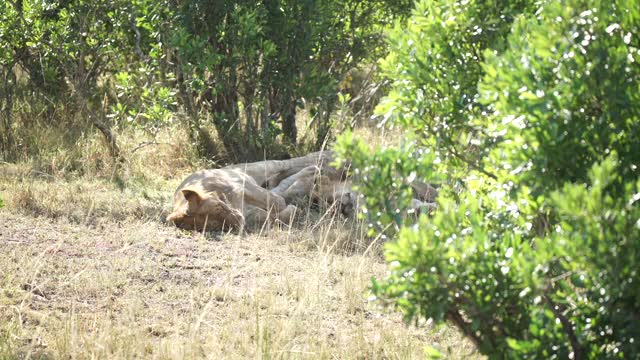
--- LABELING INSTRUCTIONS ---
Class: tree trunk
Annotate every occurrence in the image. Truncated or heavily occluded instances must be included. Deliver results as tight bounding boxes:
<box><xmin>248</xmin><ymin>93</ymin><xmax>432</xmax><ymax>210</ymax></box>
<box><xmin>92</xmin><ymin>118</ymin><xmax>122</xmax><ymax>162</ymax></box>
<box><xmin>175</xmin><ymin>55</ymin><xmax>214</xmax><ymax>158</ymax></box>
<box><xmin>244</xmin><ymin>92</ymin><xmax>256</xmax><ymax>152</ymax></box>
<box><xmin>0</xmin><ymin>66</ymin><xmax>16</xmax><ymax>160</ymax></box>
<box><xmin>315</xmin><ymin>96</ymin><xmax>336</xmax><ymax>150</ymax></box>
<box><xmin>207</xmin><ymin>62</ymin><xmax>244</xmax><ymax>161</ymax></box>
<box><xmin>282</xmin><ymin>98</ymin><xmax>297</xmax><ymax>146</ymax></box>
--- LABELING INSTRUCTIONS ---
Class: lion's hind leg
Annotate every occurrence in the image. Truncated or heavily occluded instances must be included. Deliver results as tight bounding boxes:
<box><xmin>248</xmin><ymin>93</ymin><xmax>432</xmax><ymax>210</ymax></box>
<box><xmin>270</xmin><ymin>165</ymin><xmax>323</xmax><ymax>203</ymax></box>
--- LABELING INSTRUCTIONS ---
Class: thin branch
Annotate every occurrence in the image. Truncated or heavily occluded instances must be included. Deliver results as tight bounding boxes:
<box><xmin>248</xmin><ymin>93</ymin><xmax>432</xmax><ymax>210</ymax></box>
<box><xmin>447</xmin><ymin>143</ymin><xmax>498</xmax><ymax>180</ymax></box>
<box><xmin>129</xmin><ymin>8</ymin><xmax>144</xmax><ymax>59</ymax></box>
<box><xmin>446</xmin><ymin>309</ymin><xmax>484</xmax><ymax>349</ymax></box>
<box><xmin>131</xmin><ymin>141</ymin><xmax>171</xmax><ymax>153</ymax></box>
<box><xmin>544</xmin><ymin>295</ymin><xmax>584</xmax><ymax>360</ymax></box>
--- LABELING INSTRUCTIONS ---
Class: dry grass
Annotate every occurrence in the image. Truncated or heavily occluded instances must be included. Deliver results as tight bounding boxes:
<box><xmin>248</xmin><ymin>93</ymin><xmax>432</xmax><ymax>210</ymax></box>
<box><xmin>0</xmin><ymin>128</ymin><xmax>479</xmax><ymax>359</ymax></box>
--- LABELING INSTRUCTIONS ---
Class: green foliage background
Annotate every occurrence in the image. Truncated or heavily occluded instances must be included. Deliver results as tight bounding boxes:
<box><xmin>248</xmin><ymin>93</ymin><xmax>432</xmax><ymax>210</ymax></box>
<box><xmin>0</xmin><ymin>0</ymin><xmax>411</xmax><ymax>164</ymax></box>
<box><xmin>338</xmin><ymin>0</ymin><xmax>640</xmax><ymax>358</ymax></box>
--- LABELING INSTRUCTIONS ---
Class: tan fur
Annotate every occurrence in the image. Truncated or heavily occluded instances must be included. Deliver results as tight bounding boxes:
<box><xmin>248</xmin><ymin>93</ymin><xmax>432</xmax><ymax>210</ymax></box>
<box><xmin>167</xmin><ymin>151</ymin><xmax>340</xmax><ymax>232</ymax></box>
<box><xmin>167</xmin><ymin>168</ymin><xmax>290</xmax><ymax>231</ymax></box>
<box><xmin>271</xmin><ymin>169</ymin><xmax>438</xmax><ymax>218</ymax></box>
<box><xmin>411</xmin><ymin>181</ymin><xmax>439</xmax><ymax>203</ymax></box>
<box><xmin>266</xmin><ymin>165</ymin><xmax>356</xmax><ymax>215</ymax></box>
<box><xmin>314</xmin><ymin>177</ymin><xmax>358</xmax><ymax>217</ymax></box>
<box><xmin>167</xmin><ymin>150</ymin><xmax>438</xmax><ymax>232</ymax></box>
<box><xmin>224</xmin><ymin>151</ymin><xmax>340</xmax><ymax>188</ymax></box>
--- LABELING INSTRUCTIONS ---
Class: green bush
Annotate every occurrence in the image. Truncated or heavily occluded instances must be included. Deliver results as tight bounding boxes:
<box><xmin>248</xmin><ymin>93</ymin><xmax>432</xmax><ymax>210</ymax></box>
<box><xmin>374</xmin><ymin>156</ymin><xmax>640</xmax><ymax>358</ymax></box>
<box><xmin>338</xmin><ymin>132</ymin><xmax>445</xmax><ymax>237</ymax></box>
<box><xmin>173</xmin><ymin>0</ymin><xmax>411</xmax><ymax>160</ymax></box>
<box><xmin>479</xmin><ymin>0</ymin><xmax>640</xmax><ymax>196</ymax></box>
<box><xmin>374</xmin><ymin>0</ymin><xmax>536</xmax><ymax>179</ymax></box>
<box><xmin>340</xmin><ymin>0</ymin><xmax>640</xmax><ymax>358</ymax></box>
<box><xmin>0</xmin><ymin>0</ymin><xmax>411</xmax><ymax>163</ymax></box>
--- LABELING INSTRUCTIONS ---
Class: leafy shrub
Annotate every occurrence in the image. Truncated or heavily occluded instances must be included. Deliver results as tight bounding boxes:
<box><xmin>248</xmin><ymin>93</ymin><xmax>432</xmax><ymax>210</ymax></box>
<box><xmin>0</xmin><ymin>0</ymin><xmax>411</xmax><ymax>163</ymax></box>
<box><xmin>173</xmin><ymin>0</ymin><xmax>411</xmax><ymax>160</ymax></box>
<box><xmin>109</xmin><ymin>70</ymin><xmax>177</xmax><ymax>138</ymax></box>
<box><xmin>374</xmin><ymin>156</ymin><xmax>640</xmax><ymax>358</ymax></box>
<box><xmin>340</xmin><ymin>0</ymin><xmax>640</xmax><ymax>358</ymax></box>
<box><xmin>479</xmin><ymin>0</ymin><xmax>640</xmax><ymax>197</ymax></box>
<box><xmin>337</xmin><ymin>132</ymin><xmax>444</xmax><ymax>237</ymax></box>
<box><xmin>375</xmin><ymin>0</ymin><xmax>536</xmax><ymax>179</ymax></box>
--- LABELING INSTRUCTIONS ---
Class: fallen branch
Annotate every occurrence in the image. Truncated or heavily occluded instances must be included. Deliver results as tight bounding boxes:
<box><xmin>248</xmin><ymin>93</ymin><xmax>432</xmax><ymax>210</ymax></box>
<box><xmin>131</xmin><ymin>141</ymin><xmax>172</xmax><ymax>153</ymax></box>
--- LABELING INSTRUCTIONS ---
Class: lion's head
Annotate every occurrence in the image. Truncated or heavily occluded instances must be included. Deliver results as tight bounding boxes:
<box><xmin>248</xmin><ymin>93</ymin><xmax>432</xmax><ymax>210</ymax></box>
<box><xmin>166</xmin><ymin>187</ymin><xmax>245</xmax><ymax>231</ymax></box>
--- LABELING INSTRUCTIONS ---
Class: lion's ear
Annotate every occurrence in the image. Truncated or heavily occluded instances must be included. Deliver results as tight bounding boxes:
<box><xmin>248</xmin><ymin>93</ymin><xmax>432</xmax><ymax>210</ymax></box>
<box><xmin>182</xmin><ymin>188</ymin><xmax>204</xmax><ymax>209</ymax></box>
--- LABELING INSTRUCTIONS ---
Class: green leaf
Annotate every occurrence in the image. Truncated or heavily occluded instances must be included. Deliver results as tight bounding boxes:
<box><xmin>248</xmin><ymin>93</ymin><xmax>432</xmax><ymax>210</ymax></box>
<box><xmin>423</xmin><ymin>346</ymin><xmax>443</xmax><ymax>359</ymax></box>
<box><xmin>507</xmin><ymin>338</ymin><xmax>523</xmax><ymax>351</ymax></box>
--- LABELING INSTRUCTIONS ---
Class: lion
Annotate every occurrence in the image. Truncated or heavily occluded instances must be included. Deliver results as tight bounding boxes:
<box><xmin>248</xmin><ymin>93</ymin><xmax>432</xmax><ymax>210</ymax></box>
<box><xmin>167</xmin><ymin>151</ymin><xmax>340</xmax><ymax>231</ymax></box>
<box><xmin>167</xmin><ymin>150</ymin><xmax>438</xmax><ymax>232</ymax></box>
<box><xmin>223</xmin><ymin>150</ymin><xmax>342</xmax><ymax>188</ymax></box>
<box><xmin>267</xmin><ymin>165</ymin><xmax>357</xmax><ymax>216</ymax></box>
<box><xmin>266</xmin><ymin>164</ymin><xmax>438</xmax><ymax>218</ymax></box>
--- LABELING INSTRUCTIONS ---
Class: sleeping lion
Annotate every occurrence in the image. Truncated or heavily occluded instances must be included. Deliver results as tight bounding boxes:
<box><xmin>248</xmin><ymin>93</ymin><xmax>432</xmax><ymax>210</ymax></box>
<box><xmin>167</xmin><ymin>150</ymin><xmax>438</xmax><ymax>232</ymax></box>
<box><xmin>167</xmin><ymin>151</ymin><xmax>342</xmax><ymax>231</ymax></box>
